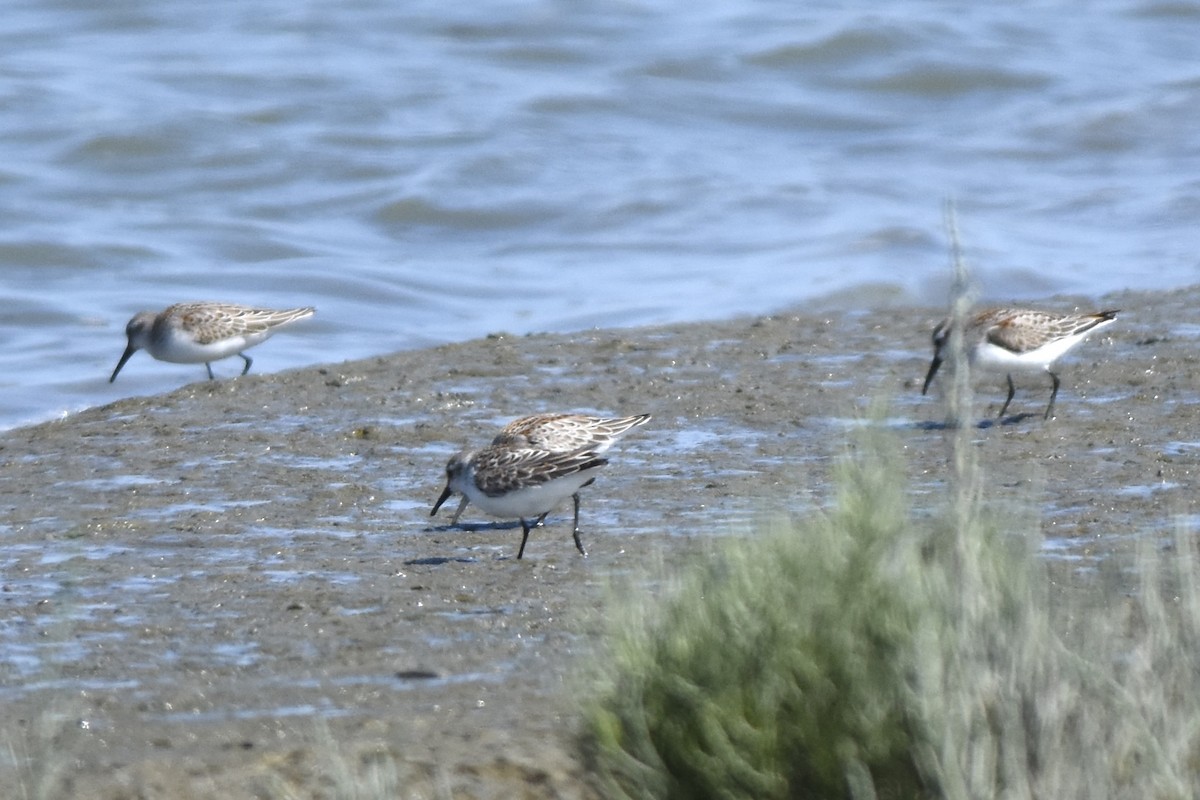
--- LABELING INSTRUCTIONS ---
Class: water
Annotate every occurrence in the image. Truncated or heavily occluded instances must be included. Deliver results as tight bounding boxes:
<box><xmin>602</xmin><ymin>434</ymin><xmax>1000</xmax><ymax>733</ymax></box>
<box><xmin>2</xmin><ymin>0</ymin><xmax>1198</xmax><ymax>429</ymax></box>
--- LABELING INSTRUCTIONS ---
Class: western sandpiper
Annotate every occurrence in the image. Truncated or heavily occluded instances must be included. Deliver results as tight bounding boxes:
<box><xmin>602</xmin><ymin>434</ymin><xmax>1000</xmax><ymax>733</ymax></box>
<box><xmin>431</xmin><ymin>413</ymin><xmax>651</xmax><ymax>558</ymax></box>
<box><xmin>447</xmin><ymin>413</ymin><xmax>652</xmax><ymax>525</ymax></box>
<box><xmin>110</xmin><ymin>302</ymin><xmax>315</xmax><ymax>382</ymax></box>
<box><xmin>922</xmin><ymin>307</ymin><xmax>1118</xmax><ymax>420</ymax></box>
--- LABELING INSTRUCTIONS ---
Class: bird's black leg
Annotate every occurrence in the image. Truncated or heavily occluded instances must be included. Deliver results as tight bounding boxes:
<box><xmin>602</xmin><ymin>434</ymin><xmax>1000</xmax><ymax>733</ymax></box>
<box><xmin>239</xmin><ymin>353</ymin><xmax>253</xmax><ymax>375</ymax></box>
<box><xmin>517</xmin><ymin>518</ymin><xmax>533</xmax><ymax>559</ymax></box>
<box><xmin>205</xmin><ymin>362</ymin><xmax>216</xmax><ymax>381</ymax></box>
<box><xmin>571</xmin><ymin>492</ymin><xmax>587</xmax><ymax>557</ymax></box>
<box><xmin>1044</xmin><ymin>371</ymin><xmax>1061</xmax><ymax>420</ymax></box>
<box><xmin>998</xmin><ymin>374</ymin><xmax>1016</xmax><ymax>417</ymax></box>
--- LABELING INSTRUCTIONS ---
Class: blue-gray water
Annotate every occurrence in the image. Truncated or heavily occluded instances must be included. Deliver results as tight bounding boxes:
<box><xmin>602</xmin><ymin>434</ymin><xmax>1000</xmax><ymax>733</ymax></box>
<box><xmin>2</xmin><ymin>0</ymin><xmax>1198</xmax><ymax>429</ymax></box>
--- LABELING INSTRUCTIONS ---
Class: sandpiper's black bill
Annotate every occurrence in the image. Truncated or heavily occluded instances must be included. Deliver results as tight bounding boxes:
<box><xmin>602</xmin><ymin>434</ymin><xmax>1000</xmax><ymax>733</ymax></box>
<box><xmin>109</xmin><ymin>343</ymin><xmax>138</xmax><ymax>383</ymax></box>
<box><xmin>921</xmin><ymin>355</ymin><xmax>942</xmax><ymax>395</ymax></box>
<box><xmin>430</xmin><ymin>484</ymin><xmax>454</xmax><ymax>516</ymax></box>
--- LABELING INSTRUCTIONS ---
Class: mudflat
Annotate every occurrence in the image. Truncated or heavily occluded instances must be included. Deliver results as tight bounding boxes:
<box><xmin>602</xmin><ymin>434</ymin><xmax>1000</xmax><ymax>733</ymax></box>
<box><xmin>1</xmin><ymin>286</ymin><xmax>1192</xmax><ymax>798</ymax></box>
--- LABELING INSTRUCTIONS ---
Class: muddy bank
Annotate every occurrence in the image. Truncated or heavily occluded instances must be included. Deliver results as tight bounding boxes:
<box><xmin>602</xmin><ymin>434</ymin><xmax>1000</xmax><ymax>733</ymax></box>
<box><xmin>0</xmin><ymin>285</ymin><xmax>1196</xmax><ymax>798</ymax></box>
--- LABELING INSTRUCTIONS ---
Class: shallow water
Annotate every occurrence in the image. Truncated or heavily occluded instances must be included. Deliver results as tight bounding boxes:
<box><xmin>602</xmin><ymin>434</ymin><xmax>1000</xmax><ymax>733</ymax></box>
<box><xmin>1</xmin><ymin>0</ymin><xmax>1198</xmax><ymax>428</ymax></box>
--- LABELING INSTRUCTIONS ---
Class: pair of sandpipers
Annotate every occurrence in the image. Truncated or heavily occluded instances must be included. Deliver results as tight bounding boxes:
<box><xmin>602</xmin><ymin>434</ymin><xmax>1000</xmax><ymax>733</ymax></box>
<box><xmin>110</xmin><ymin>301</ymin><xmax>1118</xmax><ymax>558</ymax></box>
<box><xmin>107</xmin><ymin>301</ymin><xmax>652</xmax><ymax>560</ymax></box>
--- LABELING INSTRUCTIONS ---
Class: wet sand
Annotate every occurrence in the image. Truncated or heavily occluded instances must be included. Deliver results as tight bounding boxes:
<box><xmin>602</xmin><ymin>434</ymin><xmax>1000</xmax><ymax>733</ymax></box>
<box><xmin>0</xmin><ymin>285</ymin><xmax>1195</xmax><ymax>798</ymax></box>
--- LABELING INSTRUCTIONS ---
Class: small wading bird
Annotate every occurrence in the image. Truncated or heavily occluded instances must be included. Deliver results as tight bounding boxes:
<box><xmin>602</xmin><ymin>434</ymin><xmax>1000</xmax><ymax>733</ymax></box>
<box><xmin>443</xmin><ymin>413</ymin><xmax>652</xmax><ymax>525</ymax></box>
<box><xmin>431</xmin><ymin>413</ymin><xmax>651</xmax><ymax>559</ymax></box>
<box><xmin>110</xmin><ymin>302</ymin><xmax>315</xmax><ymax>382</ymax></box>
<box><xmin>922</xmin><ymin>307</ymin><xmax>1118</xmax><ymax>420</ymax></box>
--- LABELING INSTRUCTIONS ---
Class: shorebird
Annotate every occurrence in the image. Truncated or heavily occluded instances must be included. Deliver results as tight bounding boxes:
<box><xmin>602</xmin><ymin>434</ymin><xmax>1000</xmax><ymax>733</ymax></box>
<box><xmin>110</xmin><ymin>302</ymin><xmax>315</xmax><ymax>382</ymax></box>
<box><xmin>445</xmin><ymin>413</ymin><xmax>652</xmax><ymax>525</ymax></box>
<box><xmin>431</xmin><ymin>413</ymin><xmax>651</xmax><ymax>558</ymax></box>
<box><xmin>922</xmin><ymin>307</ymin><xmax>1118</xmax><ymax>419</ymax></box>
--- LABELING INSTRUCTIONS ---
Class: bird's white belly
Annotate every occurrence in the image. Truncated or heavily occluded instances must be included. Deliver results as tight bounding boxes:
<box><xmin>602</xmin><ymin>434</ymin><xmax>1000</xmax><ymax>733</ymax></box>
<box><xmin>464</xmin><ymin>471</ymin><xmax>598</xmax><ymax>520</ymax></box>
<box><xmin>971</xmin><ymin>336</ymin><xmax>1081</xmax><ymax>373</ymax></box>
<box><xmin>150</xmin><ymin>331</ymin><xmax>268</xmax><ymax>364</ymax></box>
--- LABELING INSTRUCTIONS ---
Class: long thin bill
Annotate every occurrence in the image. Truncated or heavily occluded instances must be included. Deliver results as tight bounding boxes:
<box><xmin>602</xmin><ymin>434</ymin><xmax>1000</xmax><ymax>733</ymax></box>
<box><xmin>430</xmin><ymin>484</ymin><xmax>454</xmax><ymax>516</ymax></box>
<box><xmin>109</xmin><ymin>343</ymin><xmax>138</xmax><ymax>383</ymax></box>
<box><xmin>921</xmin><ymin>355</ymin><xmax>942</xmax><ymax>396</ymax></box>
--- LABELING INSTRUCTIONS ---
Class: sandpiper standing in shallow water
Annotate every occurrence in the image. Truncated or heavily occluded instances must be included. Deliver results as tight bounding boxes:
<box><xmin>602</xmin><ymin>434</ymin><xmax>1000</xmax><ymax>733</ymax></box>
<box><xmin>110</xmin><ymin>302</ymin><xmax>315</xmax><ymax>383</ymax></box>
<box><xmin>431</xmin><ymin>413</ymin><xmax>651</xmax><ymax>559</ymax></box>
<box><xmin>922</xmin><ymin>307</ymin><xmax>1118</xmax><ymax>420</ymax></box>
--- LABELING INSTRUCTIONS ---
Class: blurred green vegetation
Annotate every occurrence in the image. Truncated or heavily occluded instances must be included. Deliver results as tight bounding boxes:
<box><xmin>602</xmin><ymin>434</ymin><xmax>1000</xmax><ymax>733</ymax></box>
<box><xmin>580</xmin><ymin>424</ymin><xmax>1200</xmax><ymax>800</ymax></box>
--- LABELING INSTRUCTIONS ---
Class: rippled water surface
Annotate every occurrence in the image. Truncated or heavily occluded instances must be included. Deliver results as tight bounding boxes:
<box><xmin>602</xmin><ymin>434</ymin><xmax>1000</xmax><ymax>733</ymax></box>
<box><xmin>2</xmin><ymin>0</ymin><xmax>1199</xmax><ymax>428</ymax></box>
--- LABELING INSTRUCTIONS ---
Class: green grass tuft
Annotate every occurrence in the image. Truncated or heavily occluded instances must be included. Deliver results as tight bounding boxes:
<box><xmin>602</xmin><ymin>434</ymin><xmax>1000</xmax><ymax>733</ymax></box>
<box><xmin>582</xmin><ymin>428</ymin><xmax>930</xmax><ymax>800</ymax></box>
<box><xmin>580</xmin><ymin>424</ymin><xmax>1200</xmax><ymax>800</ymax></box>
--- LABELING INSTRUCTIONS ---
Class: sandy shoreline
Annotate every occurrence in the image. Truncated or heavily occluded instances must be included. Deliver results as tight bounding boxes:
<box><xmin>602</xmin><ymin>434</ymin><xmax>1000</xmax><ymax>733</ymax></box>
<box><xmin>1</xmin><ymin>285</ymin><xmax>1195</xmax><ymax>798</ymax></box>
